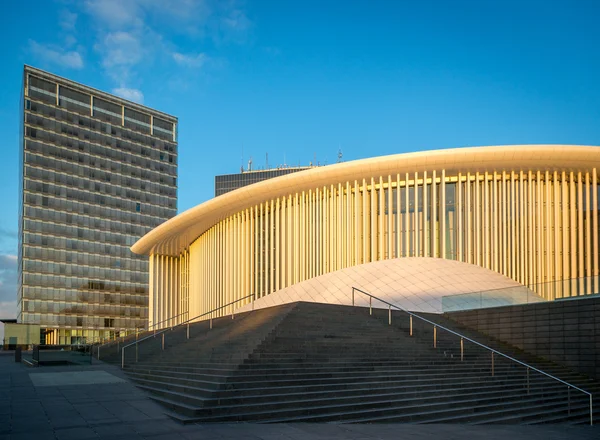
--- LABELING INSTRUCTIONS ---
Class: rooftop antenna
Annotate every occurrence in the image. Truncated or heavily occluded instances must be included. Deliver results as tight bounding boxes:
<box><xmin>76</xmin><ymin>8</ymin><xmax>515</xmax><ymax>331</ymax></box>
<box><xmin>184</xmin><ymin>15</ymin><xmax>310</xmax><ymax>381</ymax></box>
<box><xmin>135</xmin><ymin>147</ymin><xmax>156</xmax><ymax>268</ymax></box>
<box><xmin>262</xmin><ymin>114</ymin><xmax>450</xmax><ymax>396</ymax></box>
<box><xmin>337</xmin><ymin>147</ymin><xmax>343</xmax><ymax>163</ymax></box>
<box><xmin>248</xmin><ymin>157</ymin><xmax>253</xmax><ymax>172</ymax></box>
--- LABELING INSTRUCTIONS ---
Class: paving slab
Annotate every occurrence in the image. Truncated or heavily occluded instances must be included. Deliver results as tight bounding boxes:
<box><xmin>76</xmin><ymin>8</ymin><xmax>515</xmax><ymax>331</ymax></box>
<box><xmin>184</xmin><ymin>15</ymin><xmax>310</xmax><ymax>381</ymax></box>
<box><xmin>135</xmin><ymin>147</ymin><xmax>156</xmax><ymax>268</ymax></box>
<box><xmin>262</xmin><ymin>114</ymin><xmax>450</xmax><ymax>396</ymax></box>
<box><xmin>30</xmin><ymin>370</ymin><xmax>126</xmax><ymax>386</ymax></box>
<box><xmin>0</xmin><ymin>352</ymin><xmax>599</xmax><ymax>439</ymax></box>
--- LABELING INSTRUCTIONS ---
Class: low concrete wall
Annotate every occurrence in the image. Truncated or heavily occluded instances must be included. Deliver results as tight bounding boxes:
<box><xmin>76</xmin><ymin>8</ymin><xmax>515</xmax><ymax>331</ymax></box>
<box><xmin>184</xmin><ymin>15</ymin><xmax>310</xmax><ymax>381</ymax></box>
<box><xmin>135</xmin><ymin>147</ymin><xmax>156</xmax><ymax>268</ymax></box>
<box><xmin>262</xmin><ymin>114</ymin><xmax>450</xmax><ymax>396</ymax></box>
<box><xmin>445</xmin><ymin>296</ymin><xmax>600</xmax><ymax>380</ymax></box>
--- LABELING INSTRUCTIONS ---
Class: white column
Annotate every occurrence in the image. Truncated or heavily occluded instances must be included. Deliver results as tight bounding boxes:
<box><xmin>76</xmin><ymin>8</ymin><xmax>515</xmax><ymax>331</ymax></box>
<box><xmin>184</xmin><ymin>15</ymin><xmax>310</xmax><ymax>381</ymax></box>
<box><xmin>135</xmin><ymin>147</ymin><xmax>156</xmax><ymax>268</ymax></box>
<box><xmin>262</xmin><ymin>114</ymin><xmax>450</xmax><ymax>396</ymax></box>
<box><xmin>536</xmin><ymin>172</ymin><xmax>542</xmax><ymax>288</ymax></box>
<box><xmin>259</xmin><ymin>203</ymin><xmax>264</xmax><ymax>298</ymax></box>
<box><xmin>387</xmin><ymin>175</ymin><xmax>393</xmax><ymax>259</ymax></box>
<box><xmin>578</xmin><ymin>173</ymin><xmax>584</xmax><ymax>280</ymax></box>
<box><xmin>362</xmin><ymin>180</ymin><xmax>368</xmax><ymax>263</ymax></box>
<box><xmin>405</xmin><ymin>173</ymin><xmax>410</xmax><ymax>257</ymax></box>
<box><xmin>519</xmin><ymin>172</ymin><xmax>525</xmax><ymax>284</ymax></box>
<box><xmin>562</xmin><ymin>172</ymin><xmax>569</xmax><ymax>293</ymax></box>
<box><xmin>493</xmin><ymin>172</ymin><xmax>499</xmax><ymax>272</ymax></box>
<box><xmin>431</xmin><ymin>171</ymin><xmax>437</xmax><ymax>258</ymax></box>
<box><xmin>593</xmin><ymin>168</ymin><xmax>599</xmax><ymax>278</ymax></box>
<box><xmin>421</xmin><ymin>171</ymin><xmax>430</xmax><ymax>257</ymax></box>
<box><xmin>466</xmin><ymin>173</ymin><xmax>472</xmax><ymax>264</ymax></box>
<box><xmin>148</xmin><ymin>254</ymin><xmax>155</xmax><ymax>328</ymax></box>
<box><xmin>414</xmin><ymin>172</ymin><xmax>419</xmax><ymax>258</ymax></box>
<box><xmin>275</xmin><ymin>198</ymin><xmax>280</xmax><ymax>291</ymax></box>
<box><xmin>553</xmin><ymin>172</ymin><xmax>560</xmax><ymax>297</ymax></box>
<box><xmin>502</xmin><ymin>172</ymin><xmax>507</xmax><ymax>275</ymax></box>
<box><xmin>545</xmin><ymin>172</ymin><xmax>552</xmax><ymax>295</ymax></box>
<box><xmin>509</xmin><ymin>171</ymin><xmax>519</xmax><ymax>281</ymax></box>
<box><xmin>570</xmin><ymin>172</ymin><xmax>576</xmax><ymax>296</ymax></box>
<box><xmin>528</xmin><ymin>171</ymin><xmax>534</xmax><ymax>288</ymax></box>
<box><xmin>441</xmin><ymin>169</ymin><xmax>446</xmax><ymax>259</ymax></box>
<box><xmin>354</xmin><ymin>181</ymin><xmax>360</xmax><ymax>265</ymax></box>
<box><xmin>475</xmin><ymin>173</ymin><xmax>481</xmax><ymax>267</ymax></box>
<box><xmin>287</xmin><ymin>195</ymin><xmax>293</xmax><ymax>284</ymax></box>
<box><xmin>371</xmin><ymin>178</ymin><xmax>377</xmax><ymax>262</ymax></box>
<box><xmin>457</xmin><ymin>173</ymin><xmax>462</xmax><ymax>262</ymax></box>
<box><xmin>346</xmin><ymin>182</ymin><xmax>352</xmax><ymax>267</ymax></box>
<box><xmin>483</xmin><ymin>172</ymin><xmax>489</xmax><ymax>269</ymax></box>
<box><xmin>378</xmin><ymin>177</ymin><xmax>384</xmax><ymax>261</ymax></box>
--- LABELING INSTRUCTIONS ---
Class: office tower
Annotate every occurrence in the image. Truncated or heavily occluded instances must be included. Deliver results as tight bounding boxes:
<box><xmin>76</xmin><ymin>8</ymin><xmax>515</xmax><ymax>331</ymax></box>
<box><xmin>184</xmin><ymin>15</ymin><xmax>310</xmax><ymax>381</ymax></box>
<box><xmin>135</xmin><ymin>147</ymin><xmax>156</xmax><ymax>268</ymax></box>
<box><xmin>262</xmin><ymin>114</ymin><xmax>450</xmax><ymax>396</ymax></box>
<box><xmin>19</xmin><ymin>66</ymin><xmax>178</xmax><ymax>344</ymax></box>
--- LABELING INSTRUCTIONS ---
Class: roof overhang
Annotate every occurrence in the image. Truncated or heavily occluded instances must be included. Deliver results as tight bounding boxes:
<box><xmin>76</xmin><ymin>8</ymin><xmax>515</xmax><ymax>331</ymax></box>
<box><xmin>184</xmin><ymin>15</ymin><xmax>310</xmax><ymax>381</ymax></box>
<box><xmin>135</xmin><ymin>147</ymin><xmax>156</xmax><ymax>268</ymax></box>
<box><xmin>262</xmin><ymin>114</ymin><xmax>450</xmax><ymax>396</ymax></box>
<box><xmin>132</xmin><ymin>145</ymin><xmax>600</xmax><ymax>257</ymax></box>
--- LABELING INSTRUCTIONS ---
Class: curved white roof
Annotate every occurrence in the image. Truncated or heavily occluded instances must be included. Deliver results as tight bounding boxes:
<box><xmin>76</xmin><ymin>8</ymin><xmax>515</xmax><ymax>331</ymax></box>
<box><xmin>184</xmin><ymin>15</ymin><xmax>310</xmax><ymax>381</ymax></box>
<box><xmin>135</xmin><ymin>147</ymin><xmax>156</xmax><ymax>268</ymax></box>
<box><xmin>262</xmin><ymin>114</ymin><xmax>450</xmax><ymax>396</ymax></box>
<box><xmin>236</xmin><ymin>257</ymin><xmax>543</xmax><ymax>314</ymax></box>
<box><xmin>133</xmin><ymin>145</ymin><xmax>600</xmax><ymax>256</ymax></box>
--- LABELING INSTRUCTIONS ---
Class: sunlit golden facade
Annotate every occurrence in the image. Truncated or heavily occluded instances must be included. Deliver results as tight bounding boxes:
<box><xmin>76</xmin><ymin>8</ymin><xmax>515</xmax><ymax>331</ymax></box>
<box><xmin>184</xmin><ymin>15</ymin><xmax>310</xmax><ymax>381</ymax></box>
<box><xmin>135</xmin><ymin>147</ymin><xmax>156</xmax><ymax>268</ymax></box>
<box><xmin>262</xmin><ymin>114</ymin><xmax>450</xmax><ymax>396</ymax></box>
<box><xmin>132</xmin><ymin>146</ymin><xmax>600</xmax><ymax>327</ymax></box>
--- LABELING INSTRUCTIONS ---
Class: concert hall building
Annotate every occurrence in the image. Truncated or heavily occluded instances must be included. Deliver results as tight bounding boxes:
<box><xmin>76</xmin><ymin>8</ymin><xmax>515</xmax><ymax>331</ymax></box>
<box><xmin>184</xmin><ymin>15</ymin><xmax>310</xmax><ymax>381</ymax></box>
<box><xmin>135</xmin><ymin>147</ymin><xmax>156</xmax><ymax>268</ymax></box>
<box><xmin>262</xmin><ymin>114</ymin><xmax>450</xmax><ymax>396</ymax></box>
<box><xmin>132</xmin><ymin>145</ymin><xmax>600</xmax><ymax>327</ymax></box>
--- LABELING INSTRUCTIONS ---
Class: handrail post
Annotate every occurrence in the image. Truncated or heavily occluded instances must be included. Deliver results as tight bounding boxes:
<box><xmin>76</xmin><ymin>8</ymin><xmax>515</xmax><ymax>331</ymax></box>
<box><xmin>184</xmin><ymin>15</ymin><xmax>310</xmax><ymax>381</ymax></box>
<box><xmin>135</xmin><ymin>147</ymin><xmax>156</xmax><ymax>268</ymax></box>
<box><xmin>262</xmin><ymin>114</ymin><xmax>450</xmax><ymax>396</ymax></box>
<box><xmin>388</xmin><ymin>305</ymin><xmax>391</xmax><ymax>325</ymax></box>
<box><xmin>460</xmin><ymin>337</ymin><xmax>464</xmax><ymax>362</ymax></box>
<box><xmin>210</xmin><ymin>318</ymin><xmax>213</xmax><ymax>330</ymax></box>
<box><xmin>352</xmin><ymin>288</ymin><xmax>355</xmax><ymax>306</ymax></box>
<box><xmin>161</xmin><ymin>333</ymin><xmax>165</xmax><ymax>350</ymax></box>
<box><xmin>409</xmin><ymin>315</ymin><xmax>413</xmax><ymax>336</ymax></box>
<box><xmin>232</xmin><ymin>308</ymin><xmax>235</xmax><ymax>320</ymax></box>
<box><xmin>369</xmin><ymin>297</ymin><xmax>372</xmax><ymax>315</ymax></box>
<box><xmin>433</xmin><ymin>325</ymin><xmax>437</xmax><ymax>348</ymax></box>
<box><xmin>187</xmin><ymin>322</ymin><xmax>190</xmax><ymax>340</ymax></box>
<box><xmin>121</xmin><ymin>347</ymin><xmax>124</xmax><ymax>369</ymax></box>
<box><xmin>135</xmin><ymin>330</ymin><xmax>138</xmax><ymax>363</ymax></box>
<box><xmin>590</xmin><ymin>394</ymin><xmax>593</xmax><ymax>426</ymax></box>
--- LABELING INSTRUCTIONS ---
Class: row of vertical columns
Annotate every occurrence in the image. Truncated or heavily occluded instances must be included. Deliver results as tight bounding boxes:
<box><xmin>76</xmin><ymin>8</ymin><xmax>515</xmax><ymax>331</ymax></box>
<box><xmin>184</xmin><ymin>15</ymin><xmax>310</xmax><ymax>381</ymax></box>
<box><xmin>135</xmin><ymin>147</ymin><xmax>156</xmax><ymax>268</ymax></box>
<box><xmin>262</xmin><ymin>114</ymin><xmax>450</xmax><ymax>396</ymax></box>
<box><xmin>148</xmin><ymin>254</ymin><xmax>180</xmax><ymax>329</ymax></box>
<box><xmin>456</xmin><ymin>170</ymin><xmax>599</xmax><ymax>299</ymax></box>
<box><xmin>149</xmin><ymin>167</ymin><xmax>599</xmax><ymax>321</ymax></box>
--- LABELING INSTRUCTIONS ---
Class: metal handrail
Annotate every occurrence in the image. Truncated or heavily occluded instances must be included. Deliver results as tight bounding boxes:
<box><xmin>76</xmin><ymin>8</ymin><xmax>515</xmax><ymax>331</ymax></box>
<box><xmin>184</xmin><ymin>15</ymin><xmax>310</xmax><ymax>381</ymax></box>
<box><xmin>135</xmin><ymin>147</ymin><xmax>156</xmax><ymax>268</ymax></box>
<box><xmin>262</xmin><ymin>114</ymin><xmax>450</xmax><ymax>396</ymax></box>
<box><xmin>351</xmin><ymin>286</ymin><xmax>594</xmax><ymax>425</ymax></box>
<box><xmin>96</xmin><ymin>310</ymin><xmax>190</xmax><ymax>350</ymax></box>
<box><xmin>121</xmin><ymin>293</ymin><xmax>255</xmax><ymax>368</ymax></box>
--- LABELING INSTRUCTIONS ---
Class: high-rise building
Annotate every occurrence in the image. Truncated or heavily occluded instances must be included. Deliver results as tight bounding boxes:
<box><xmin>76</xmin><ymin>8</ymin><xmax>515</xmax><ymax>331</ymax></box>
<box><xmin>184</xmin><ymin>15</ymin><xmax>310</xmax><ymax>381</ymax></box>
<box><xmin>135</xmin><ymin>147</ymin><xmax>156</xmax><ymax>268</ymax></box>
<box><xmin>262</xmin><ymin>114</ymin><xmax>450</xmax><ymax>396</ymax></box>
<box><xmin>18</xmin><ymin>66</ymin><xmax>178</xmax><ymax>344</ymax></box>
<box><xmin>215</xmin><ymin>167</ymin><xmax>313</xmax><ymax>197</ymax></box>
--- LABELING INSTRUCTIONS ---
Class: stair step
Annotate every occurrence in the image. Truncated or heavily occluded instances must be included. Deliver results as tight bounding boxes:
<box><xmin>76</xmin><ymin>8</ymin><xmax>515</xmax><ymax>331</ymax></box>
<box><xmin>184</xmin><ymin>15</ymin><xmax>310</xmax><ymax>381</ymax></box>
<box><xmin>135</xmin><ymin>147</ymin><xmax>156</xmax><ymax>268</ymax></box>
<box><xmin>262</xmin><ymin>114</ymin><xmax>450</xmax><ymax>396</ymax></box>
<box><xmin>113</xmin><ymin>301</ymin><xmax>596</xmax><ymax>425</ymax></box>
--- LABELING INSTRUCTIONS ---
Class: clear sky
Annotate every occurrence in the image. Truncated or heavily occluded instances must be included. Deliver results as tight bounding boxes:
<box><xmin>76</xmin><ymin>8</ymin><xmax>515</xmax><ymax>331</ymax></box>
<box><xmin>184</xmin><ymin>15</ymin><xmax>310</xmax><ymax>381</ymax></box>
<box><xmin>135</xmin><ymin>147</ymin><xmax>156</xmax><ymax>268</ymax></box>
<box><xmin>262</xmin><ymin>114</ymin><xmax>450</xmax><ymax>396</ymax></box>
<box><xmin>0</xmin><ymin>0</ymin><xmax>599</xmax><ymax>327</ymax></box>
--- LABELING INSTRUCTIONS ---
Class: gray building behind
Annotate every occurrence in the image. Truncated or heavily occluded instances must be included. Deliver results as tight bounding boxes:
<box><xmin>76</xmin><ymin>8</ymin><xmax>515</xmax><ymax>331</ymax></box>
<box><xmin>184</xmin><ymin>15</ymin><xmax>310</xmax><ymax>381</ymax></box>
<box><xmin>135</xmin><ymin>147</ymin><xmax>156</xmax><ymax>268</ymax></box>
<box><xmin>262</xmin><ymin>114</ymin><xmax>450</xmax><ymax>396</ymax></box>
<box><xmin>215</xmin><ymin>167</ymin><xmax>313</xmax><ymax>197</ymax></box>
<box><xmin>19</xmin><ymin>66</ymin><xmax>178</xmax><ymax>344</ymax></box>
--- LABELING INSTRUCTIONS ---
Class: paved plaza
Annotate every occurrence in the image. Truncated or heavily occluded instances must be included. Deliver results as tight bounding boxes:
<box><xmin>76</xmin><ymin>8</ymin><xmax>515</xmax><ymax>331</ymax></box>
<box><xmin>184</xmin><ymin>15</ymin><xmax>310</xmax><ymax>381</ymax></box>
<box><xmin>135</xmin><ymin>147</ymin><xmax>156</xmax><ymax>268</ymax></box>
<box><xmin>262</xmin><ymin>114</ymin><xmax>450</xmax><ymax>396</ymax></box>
<box><xmin>0</xmin><ymin>352</ymin><xmax>598</xmax><ymax>440</ymax></box>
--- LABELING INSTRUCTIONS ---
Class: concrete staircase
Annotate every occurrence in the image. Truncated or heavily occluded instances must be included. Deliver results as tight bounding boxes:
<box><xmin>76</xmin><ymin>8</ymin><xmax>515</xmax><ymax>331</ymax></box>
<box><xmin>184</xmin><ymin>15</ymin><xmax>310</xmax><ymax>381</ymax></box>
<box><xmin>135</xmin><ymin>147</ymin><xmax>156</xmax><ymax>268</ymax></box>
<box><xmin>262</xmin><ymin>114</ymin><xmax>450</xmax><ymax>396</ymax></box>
<box><xmin>104</xmin><ymin>302</ymin><xmax>597</xmax><ymax>424</ymax></box>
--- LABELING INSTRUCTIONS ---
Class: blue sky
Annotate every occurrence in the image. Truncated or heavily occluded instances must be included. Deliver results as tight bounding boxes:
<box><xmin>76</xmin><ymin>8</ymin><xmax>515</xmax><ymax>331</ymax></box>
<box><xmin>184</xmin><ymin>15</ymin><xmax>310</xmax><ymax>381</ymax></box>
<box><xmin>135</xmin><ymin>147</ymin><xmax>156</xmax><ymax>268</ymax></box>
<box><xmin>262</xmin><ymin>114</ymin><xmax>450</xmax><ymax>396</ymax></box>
<box><xmin>0</xmin><ymin>0</ymin><xmax>599</xmax><ymax>323</ymax></box>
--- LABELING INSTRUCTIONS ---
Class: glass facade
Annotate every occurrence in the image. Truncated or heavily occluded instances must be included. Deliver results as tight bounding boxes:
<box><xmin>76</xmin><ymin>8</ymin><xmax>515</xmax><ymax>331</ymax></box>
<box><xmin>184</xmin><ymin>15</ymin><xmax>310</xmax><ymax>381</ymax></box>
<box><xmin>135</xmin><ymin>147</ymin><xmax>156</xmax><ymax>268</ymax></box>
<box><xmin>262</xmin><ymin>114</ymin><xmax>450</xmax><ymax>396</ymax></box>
<box><xmin>215</xmin><ymin>168</ymin><xmax>312</xmax><ymax>197</ymax></box>
<box><xmin>18</xmin><ymin>66</ymin><xmax>178</xmax><ymax>344</ymax></box>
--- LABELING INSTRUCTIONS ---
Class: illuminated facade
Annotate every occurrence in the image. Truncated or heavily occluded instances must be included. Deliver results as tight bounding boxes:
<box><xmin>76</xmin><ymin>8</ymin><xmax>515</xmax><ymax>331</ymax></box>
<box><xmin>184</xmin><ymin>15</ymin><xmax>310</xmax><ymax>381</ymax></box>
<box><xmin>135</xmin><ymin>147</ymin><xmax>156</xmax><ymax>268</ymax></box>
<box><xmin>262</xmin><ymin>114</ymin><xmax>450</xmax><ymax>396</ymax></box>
<box><xmin>19</xmin><ymin>66</ymin><xmax>178</xmax><ymax>344</ymax></box>
<box><xmin>132</xmin><ymin>146</ymin><xmax>600</xmax><ymax>327</ymax></box>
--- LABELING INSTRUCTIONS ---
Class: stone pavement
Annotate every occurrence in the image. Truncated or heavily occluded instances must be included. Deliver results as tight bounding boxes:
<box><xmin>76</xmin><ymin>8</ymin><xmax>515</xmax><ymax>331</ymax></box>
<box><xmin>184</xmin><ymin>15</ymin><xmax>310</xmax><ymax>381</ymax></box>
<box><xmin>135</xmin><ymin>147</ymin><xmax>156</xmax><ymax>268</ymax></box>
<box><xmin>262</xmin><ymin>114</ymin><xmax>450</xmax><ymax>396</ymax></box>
<box><xmin>0</xmin><ymin>351</ymin><xmax>598</xmax><ymax>440</ymax></box>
